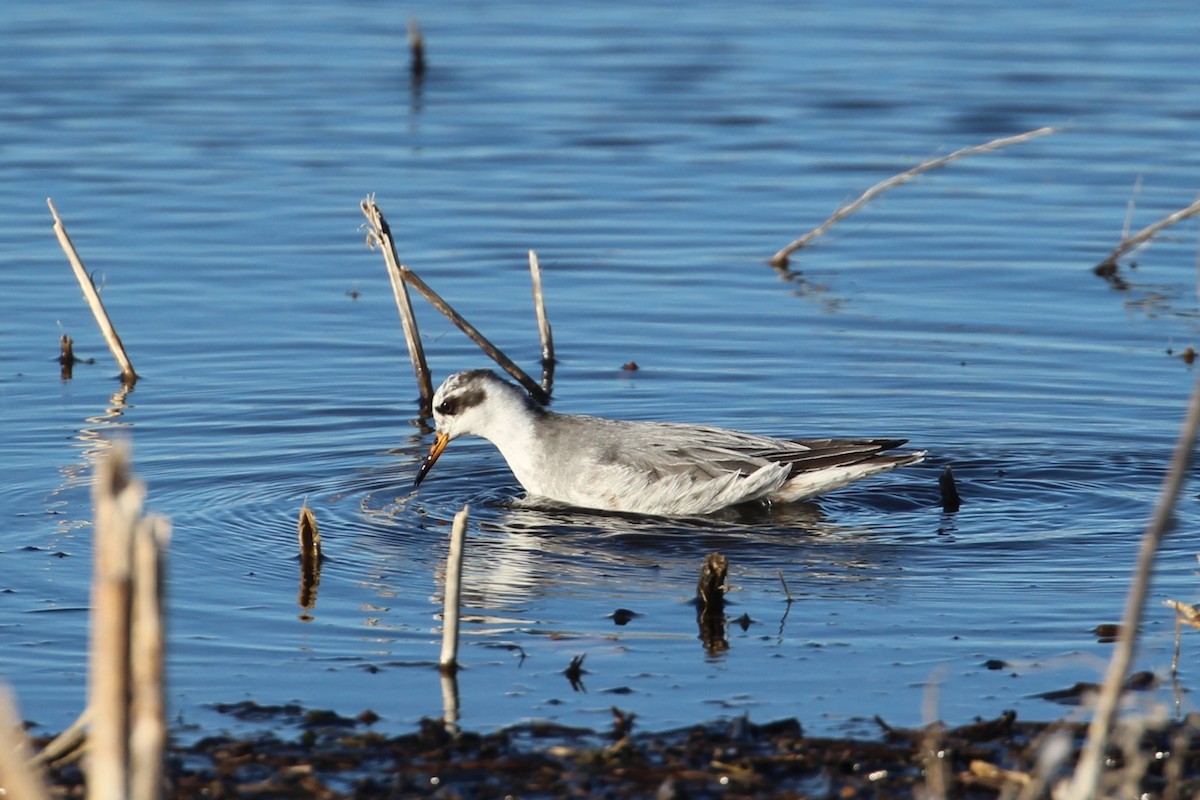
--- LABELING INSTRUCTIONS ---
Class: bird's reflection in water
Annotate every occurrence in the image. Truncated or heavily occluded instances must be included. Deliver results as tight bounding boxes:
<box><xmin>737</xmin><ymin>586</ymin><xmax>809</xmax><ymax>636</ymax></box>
<box><xmin>426</xmin><ymin>494</ymin><xmax>911</xmax><ymax>614</ymax></box>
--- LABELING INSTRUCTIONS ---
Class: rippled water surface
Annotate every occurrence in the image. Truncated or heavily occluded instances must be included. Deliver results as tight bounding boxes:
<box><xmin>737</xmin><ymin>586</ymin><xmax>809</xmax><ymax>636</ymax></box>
<box><xmin>4</xmin><ymin>0</ymin><xmax>1200</xmax><ymax>739</ymax></box>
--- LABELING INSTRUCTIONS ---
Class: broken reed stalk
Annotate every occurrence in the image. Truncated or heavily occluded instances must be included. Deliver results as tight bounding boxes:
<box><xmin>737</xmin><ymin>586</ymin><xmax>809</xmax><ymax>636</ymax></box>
<box><xmin>297</xmin><ymin>505</ymin><xmax>322</xmax><ymax>615</ymax></box>
<box><xmin>1094</xmin><ymin>195</ymin><xmax>1200</xmax><ymax>272</ymax></box>
<box><xmin>0</xmin><ymin>686</ymin><xmax>52</xmax><ymax>800</ymax></box>
<box><xmin>408</xmin><ymin>18</ymin><xmax>426</xmax><ymax>79</ymax></box>
<box><xmin>1065</xmin><ymin>368</ymin><xmax>1200</xmax><ymax>800</ymax></box>
<box><xmin>696</xmin><ymin>553</ymin><xmax>729</xmax><ymax>654</ymax></box>
<box><xmin>938</xmin><ymin>466</ymin><xmax>962</xmax><ymax>513</ymax></box>
<box><xmin>920</xmin><ymin>678</ymin><xmax>950</xmax><ymax>800</ymax></box>
<box><xmin>130</xmin><ymin>515</ymin><xmax>169</xmax><ymax>800</ymax></box>
<box><xmin>59</xmin><ymin>333</ymin><xmax>75</xmax><ymax>366</ymax></box>
<box><xmin>528</xmin><ymin>249</ymin><xmax>555</xmax><ymax>393</ymax></box>
<box><xmin>87</xmin><ymin>443</ymin><xmax>169</xmax><ymax>800</ymax></box>
<box><xmin>1164</xmin><ymin>598</ymin><xmax>1200</xmax><ymax>675</ymax></box>
<box><xmin>696</xmin><ymin>553</ymin><xmax>727</xmax><ymax>614</ymax></box>
<box><xmin>31</xmin><ymin>708</ymin><xmax>89</xmax><ymax>769</ymax></box>
<box><xmin>360</xmin><ymin>197</ymin><xmax>550</xmax><ymax>406</ymax></box>
<box><xmin>60</xmin><ymin>333</ymin><xmax>77</xmax><ymax>380</ymax></box>
<box><xmin>768</xmin><ymin>126</ymin><xmax>1061</xmax><ymax>268</ymax></box>
<box><xmin>47</xmin><ymin>198</ymin><xmax>138</xmax><ymax>383</ymax></box>
<box><xmin>403</xmin><ymin>267</ymin><xmax>551</xmax><ymax>404</ymax></box>
<box><xmin>439</xmin><ymin>505</ymin><xmax>469</xmax><ymax>675</ymax></box>
<box><xmin>361</xmin><ymin>197</ymin><xmax>435</xmax><ymax>413</ymax></box>
<box><xmin>89</xmin><ymin>445</ymin><xmax>141</xmax><ymax>800</ymax></box>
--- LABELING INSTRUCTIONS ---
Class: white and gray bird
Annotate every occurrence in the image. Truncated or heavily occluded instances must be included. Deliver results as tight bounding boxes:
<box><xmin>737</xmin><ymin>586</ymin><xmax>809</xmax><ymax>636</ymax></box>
<box><xmin>413</xmin><ymin>369</ymin><xmax>925</xmax><ymax>517</ymax></box>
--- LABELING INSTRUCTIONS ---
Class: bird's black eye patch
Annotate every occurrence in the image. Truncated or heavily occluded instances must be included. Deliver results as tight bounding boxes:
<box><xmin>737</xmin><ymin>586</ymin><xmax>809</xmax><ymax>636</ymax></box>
<box><xmin>435</xmin><ymin>387</ymin><xmax>486</xmax><ymax>417</ymax></box>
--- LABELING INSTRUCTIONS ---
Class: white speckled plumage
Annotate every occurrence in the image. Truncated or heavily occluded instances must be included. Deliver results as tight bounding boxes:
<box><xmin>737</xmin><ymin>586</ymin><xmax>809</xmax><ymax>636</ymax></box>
<box><xmin>414</xmin><ymin>370</ymin><xmax>925</xmax><ymax>517</ymax></box>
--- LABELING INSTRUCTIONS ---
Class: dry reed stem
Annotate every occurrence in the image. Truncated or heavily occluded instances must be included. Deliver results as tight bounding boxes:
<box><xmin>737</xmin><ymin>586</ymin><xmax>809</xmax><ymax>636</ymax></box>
<box><xmin>920</xmin><ymin>675</ymin><xmax>950</xmax><ymax>800</ymax></box>
<box><xmin>361</xmin><ymin>197</ymin><xmax>434</xmax><ymax>413</ymax></box>
<box><xmin>47</xmin><ymin>199</ymin><xmax>138</xmax><ymax>383</ymax></box>
<box><xmin>0</xmin><ymin>686</ymin><xmax>52</xmax><ymax>800</ymax></box>
<box><xmin>297</xmin><ymin>505</ymin><xmax>322</xmax><ymax>563</ymax></box>
<box><xmin>31</xmin><ymin>708</ymin><xmax>89</xmax><ymax>768</ymax></box>
<box><xmin>696</xmin><ymin>553</ymin><xmax>729</xmax><ymax>654</ymax></box>
<box><xmin>1095</xmin><ymin>195</ymin><xmax>1200</xmax><ymax>271</ymax></box>
<box><xmin>297</xmin><ymin>505</ymin><xmax>322</xmax><ymax>615</ymax></box>
<box><xmin>695</xmin><ymin>553</ymin><xmax>727</xmax><ymax>614</ymax></box>
<box><xmin>776</xmin><ymin>569</ymin><xmax>794</xmax><ymax>602</ymax></box>
<box><xmin>528</xmin><ymin>249</ymin><xmax>555</xmax><ymax>394</ymax></box>
<box><xmin>439</xmin><ymin>505</ymin><xmax>469</xmax><ymax>674</ymax></box>
<box><xmin>360</xmin><ymin>198</ymin><xmax>551</xmax><ymax>406</ymax></box>
<box><xmin>130</xmin><ymin>515</ymin><xmax>169</xmax><ymax>800</ymax></box>
<box><xmin>938</xmin><ymin>465</ymin><xmax>962</xmax><ymax>512</ymax></box>
<box><xmin>1164</xmin><ymin>599</ymin><xmax>1200</xmax><ymax>676</ymax></box>
<box><xmin>408</xmin><ymin>18</ymin><xmax>426</xmax><ymax>79</ymax></box>
<box><xmin>88</xmin><ymin>443</ymin><xmax>144</xmax><ymax>800</ymax></box>
<box><xmin>768</xmin><ymin>126</ymin><xmax>1061</xmax><ymax>268</ymax></box>
<box><xmin>59</xmin><ymin>333</ymin><xmax>75</xmax><ymax>365</ymax></box>
<box><xmin>400</xmin><ymin>266</ymin><xmax>551</xmax><ymax>404</ymax></box>
<box><xmin>1065</xmin><ymin>368</ymin><xmax>1200</xmax><ymax>800</ymax></box>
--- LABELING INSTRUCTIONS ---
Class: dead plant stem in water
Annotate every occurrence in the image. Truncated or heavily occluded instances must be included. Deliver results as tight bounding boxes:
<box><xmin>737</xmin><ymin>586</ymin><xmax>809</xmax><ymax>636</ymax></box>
<box><xmin>528</xmin><ymin>249</ymin><xmax>555</xmax><ymax>394</ymax></box>
<box><xmin>1095</xmin><ymin>195</ymin><xmax>1200</xmax><ymax>272</ymax></box>
<box><xmin>47</xmin><ymin>198</ymin><xmax>138</xmax><ymax>383</ymax></box>
<box><xmin>440</xmin><ymin>505</ymin><xmax>469</xmax><ymax>675</ymax></box>
<box><xmin>360</xmin><ymin>197</ymin><xmax>550</xmax><ymax>407</ymax></box>
<box><xmin>1066</xmin><ymin>369</ymin><xmax>1200</xmax><ymax>800</ymax></box>
<box><xmin>769</xmin><ymin>126</ymin><xmax>1060</xmax><ymax>268</ymax></box>
<box><xmin>360</xmin><ymin>196</ymin><xmax>434</xmax><ymax>413</ymax></box>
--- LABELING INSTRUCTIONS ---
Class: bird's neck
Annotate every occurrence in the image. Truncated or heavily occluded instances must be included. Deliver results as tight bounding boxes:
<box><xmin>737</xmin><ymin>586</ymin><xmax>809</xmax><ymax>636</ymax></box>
<box><xmin>482</xmin><ymin>394</ymin><xmax>548</xmax><ymax>489</ymax></box>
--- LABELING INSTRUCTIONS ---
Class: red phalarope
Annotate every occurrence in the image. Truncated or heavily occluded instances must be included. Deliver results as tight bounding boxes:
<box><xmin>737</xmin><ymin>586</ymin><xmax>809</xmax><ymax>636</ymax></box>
<box><xmin>414</xmin><ymin>369</ymin><xmax>925</xmax><ymax>517</ymax></box>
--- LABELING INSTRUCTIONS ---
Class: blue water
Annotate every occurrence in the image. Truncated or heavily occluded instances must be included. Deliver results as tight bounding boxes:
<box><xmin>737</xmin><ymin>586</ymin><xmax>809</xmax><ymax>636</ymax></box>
<box><xmin>4</xmin><ymin>0</ymin><xmax>1200</xmax><ymax>739</ymax></box>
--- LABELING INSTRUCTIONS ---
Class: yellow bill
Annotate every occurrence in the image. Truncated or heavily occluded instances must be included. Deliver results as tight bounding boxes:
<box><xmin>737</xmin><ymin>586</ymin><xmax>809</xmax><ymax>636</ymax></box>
<box><xmin>414</xmin><ymin>431</ymin><xmax>450</xmax><ymax>486</ymax></box>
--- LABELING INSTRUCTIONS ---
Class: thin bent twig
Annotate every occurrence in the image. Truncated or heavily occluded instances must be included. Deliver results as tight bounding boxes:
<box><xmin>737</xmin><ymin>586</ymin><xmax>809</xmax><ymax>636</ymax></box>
<box><xmin>47</xmin><ymin>198</ymin><xmax>138</xmax><ymax>383</ymax></box>
<box><xmin>0</xmin><ymin>687</ymin><xmax>52</xmax><ymax>800</ymax></box>
<box><xmin>1065</xmin><ymin>368</ymin><xmax>1200</xmax><ymax>800</ymax></box>
<box><xmin>361</xmin><ymin>196</ymin><xmax>434</xmax><ymax>413</ymax></box>
<box><xmin>31</xmin><ymin>707</ymin><xmax>90</xmax><ymax>767</ymax></box>
<box><xmin>769</xmin><ymin>126</ymin><xmax>1061</xmax><ymax>269</ymax></box>
<box><xmin>1095</xmin><ymin>195</ymin><xmax>1200</xmax><ymax>272</ymax></box>
<box><xmin>361</xmin><ymin>197</ymin><xmax>550</xmax><ymax>406</ymax></box>
<box><xmin>528</xmin><ymin>249</ymin><xmax>555</xmax><ymax>395</ymax></box>
<box><xmin>402</xmin><ymin>267</ymin><xmax>551</xmax><ymax>404</ymax></box>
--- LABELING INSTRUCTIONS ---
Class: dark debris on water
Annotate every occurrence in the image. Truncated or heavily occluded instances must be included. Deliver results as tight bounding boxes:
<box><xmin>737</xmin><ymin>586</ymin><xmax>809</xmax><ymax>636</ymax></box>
<box><xmin>28</xmin><ymin>703</ymin><xmax>1200</xmax><ymax>799</ymax></box>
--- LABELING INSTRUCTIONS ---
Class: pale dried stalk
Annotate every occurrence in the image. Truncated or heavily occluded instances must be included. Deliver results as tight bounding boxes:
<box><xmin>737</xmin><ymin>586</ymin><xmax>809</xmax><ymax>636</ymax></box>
<box><xmin>361</xmin><ymin>197</ymin><xmax>434</xmax><ymax>412</ymax></box>
<box><xmin>1096</xmin><ymin>195</ymin><xmax>1200</xmax><ymax>271</ymax></box>
<box><xmin>401</xmin><ymin>266</ymin><xmax>551</xmax><ymax>404</ymax></box>
<box><xmin>769</xmin><ymin>126</ymin><xmax>1061</xmax><ymax>268</ymax></box>
<box><xmin>528</xmin><ymin>249</ymin><xmax>555</xmax><ymax>394</ymax></box>
<box><xmin>130</xmin><ymin>515</ymin><xmax>169</xmax><ymax>800</ymax></box>
<box><xmin>1065</xmin><ymin>369</ymin><xmax>1200</xmax><ymax>800</ymax></box>
<box><xmin>31</xmin><ymin>708</ymin><xmax>89</xmax><ymax>768</ymax></box>
<box><xmin>0</xmin><ymin>686</ymin><xmax>52</xmax><ymax>800</ymax></box>
<box><xmin>439</xmin><ymin>505</ymin><xmax>469</xmax><ymax>674</ymax></box>
<box><xmin>88</xmin><ymin>443</ymin><xmax>144</xmax><ymax>800</ymax></box>
<box><xmin>921</xmin><ymin>675</ymin><xmax>950</xmax><ymax>800</ymax></box>
<box><xmin>47</xmin><ymin>198</ymin><xmax>138</xmax><ymax>383</ymax></box>
<box><xmin>360</xmin><ymin>198</ymin><xmax>551</xmax><ymax>407</ymax></box>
